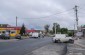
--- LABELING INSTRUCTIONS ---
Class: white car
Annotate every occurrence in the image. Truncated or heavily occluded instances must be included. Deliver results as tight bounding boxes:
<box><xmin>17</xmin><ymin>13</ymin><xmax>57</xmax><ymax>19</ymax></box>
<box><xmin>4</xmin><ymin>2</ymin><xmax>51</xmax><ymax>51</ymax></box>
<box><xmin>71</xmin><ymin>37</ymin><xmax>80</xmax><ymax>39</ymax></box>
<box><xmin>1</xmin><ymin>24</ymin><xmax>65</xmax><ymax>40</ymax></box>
<box><xmin>52</xmin><ymin>34</ymin><xmax>74</xmax><ymax>43</ymax></box>
<box><xmin>31</xmin><ymin>32</ymin><xmax>39</xmax><ymax>38</ymax></box>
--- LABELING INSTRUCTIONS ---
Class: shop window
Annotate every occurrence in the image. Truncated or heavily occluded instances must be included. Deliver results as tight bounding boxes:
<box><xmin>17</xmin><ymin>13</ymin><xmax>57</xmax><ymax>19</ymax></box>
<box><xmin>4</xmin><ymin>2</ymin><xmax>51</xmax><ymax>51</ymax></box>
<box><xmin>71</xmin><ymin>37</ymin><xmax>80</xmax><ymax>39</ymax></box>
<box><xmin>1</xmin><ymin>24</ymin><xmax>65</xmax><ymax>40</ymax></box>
<box><xmin>11</xmin><ymin>31</ymin><xmax>15</xmax><ymax>34</ymax></box>
<box><xmin>2</xmin><ymin>31</ymin><xmax>5</xmax><ymax>34</ymax></box>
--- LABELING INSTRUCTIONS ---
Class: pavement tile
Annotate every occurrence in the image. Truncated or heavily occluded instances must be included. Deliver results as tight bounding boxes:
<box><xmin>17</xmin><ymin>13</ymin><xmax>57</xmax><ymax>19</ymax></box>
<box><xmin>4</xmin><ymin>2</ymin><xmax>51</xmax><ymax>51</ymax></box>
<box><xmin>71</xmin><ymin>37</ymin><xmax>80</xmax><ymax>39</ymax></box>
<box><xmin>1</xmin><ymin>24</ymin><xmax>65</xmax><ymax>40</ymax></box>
<box><xmin>32</xmin><ymin>44</ymin><xmax>61</xmax><ymax>55</ymax></box>
<box><xmin>66</xmin><ymin>43</ymin><xmax>85</xmax><ymax>55</ymax></box>
<box><xmin>74</xmin><ymin>39</ymin><xmax>85</xmax><ymax>48</ymax></box>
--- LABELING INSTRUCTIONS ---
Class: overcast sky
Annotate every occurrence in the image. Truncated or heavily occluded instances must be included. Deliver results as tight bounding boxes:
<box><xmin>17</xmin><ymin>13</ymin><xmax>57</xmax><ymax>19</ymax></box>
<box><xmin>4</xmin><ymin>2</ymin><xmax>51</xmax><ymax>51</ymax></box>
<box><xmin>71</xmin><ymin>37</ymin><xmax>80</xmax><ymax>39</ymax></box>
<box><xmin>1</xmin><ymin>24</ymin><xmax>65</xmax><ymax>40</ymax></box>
<box><xmin>0</xmin><ymin>0</ymin><xmax>85</xmax><ymax>30</ymax></box>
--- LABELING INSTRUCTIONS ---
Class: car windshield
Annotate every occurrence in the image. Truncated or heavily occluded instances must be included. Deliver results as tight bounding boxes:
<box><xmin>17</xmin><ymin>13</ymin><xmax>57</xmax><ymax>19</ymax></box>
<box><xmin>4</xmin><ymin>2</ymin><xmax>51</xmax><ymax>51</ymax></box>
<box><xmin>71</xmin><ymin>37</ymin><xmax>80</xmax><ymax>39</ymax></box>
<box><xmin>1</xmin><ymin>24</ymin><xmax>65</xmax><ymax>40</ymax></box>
<box><xmin>0</xmin><ymin>0</ymin><xmax>84</xmax><ymax>55</ymax></box>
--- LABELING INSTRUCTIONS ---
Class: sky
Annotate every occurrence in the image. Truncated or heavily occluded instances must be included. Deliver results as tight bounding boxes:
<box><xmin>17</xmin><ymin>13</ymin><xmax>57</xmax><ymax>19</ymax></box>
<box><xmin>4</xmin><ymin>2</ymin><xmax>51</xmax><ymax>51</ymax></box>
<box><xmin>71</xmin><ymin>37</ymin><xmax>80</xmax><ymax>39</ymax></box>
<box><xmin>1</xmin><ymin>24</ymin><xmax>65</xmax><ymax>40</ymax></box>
<box><xmin>0</xmin><ymin>0</ymin><xmax>85</xmax><ymax>30</ymax></box>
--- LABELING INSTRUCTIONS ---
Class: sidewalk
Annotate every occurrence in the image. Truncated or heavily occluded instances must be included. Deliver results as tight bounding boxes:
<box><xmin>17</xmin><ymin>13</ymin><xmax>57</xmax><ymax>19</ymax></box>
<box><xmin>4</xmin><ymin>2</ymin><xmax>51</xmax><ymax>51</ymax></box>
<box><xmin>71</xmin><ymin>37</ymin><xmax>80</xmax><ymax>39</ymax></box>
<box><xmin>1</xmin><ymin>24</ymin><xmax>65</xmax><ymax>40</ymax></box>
<box><xmin>0</xmin><ymin>39</ymin><xmax>19</xmax><ymax>42</ymax></box>
<box><xmin>74</xmin><ymin>38</ymin><xmax>85</xmax><ymax>48</ymax></box>
<box><xmin>21</xmin><ymin>36</ymin><xmax>29</xmax><ymax>39</ymax></box>
<box><xmin>25</xmin><ymin>43</ymin><xmax>64</xmax><ymax>55</ymax></box>
<box><xmin>66</xmin><ymin>38</ymin><xmax>85</xmax><ymax>55</ymax></box>
<box><xmin>0</xmin><ymin>36</ymin><xmax>29</xmax><ymax>42</ymax></box>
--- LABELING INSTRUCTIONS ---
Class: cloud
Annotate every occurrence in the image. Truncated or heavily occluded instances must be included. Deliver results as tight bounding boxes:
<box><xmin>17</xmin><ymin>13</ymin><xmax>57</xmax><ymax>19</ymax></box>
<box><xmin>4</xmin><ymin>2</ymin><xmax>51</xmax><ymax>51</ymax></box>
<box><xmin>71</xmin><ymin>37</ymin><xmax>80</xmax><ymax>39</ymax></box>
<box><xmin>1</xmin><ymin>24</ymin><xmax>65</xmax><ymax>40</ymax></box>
<box><xmin>0</xmin><ymin>0</ymin><xmax>85</xmax><ymax>30</ymax></box>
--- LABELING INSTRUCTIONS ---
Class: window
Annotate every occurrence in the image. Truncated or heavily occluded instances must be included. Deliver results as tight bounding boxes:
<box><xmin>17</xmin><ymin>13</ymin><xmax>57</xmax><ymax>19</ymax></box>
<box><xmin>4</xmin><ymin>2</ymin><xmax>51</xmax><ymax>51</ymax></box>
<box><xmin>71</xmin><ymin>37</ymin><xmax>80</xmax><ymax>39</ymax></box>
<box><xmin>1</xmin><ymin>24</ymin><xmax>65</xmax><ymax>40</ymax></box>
<box><xmin>11</xmin><ymin>31</ymin><xmax>16</xmax><ymax>34</ymax></box>
<box><xmin>2</xmin><ymin>31</ymin><xmax>5</xmax><ymax>34</ymax></box>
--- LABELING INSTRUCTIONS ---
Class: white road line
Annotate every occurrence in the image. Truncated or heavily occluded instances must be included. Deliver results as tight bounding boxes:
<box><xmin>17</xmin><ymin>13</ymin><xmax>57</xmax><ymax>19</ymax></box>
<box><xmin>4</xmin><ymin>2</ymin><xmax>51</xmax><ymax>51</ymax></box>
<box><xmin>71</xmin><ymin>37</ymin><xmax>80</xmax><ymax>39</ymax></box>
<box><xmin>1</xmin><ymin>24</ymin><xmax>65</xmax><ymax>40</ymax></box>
<box><xmin>67</xmin><ymin>53</ymin><xmax>83</xmax><ymax>55</ymax></box>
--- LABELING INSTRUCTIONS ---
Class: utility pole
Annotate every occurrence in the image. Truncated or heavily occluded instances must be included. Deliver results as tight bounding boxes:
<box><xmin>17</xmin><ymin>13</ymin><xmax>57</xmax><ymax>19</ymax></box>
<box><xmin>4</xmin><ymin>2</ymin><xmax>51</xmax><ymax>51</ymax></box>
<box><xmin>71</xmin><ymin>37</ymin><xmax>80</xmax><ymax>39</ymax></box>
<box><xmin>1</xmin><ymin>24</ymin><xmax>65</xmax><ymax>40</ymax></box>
<box><xmin>16</xmin><ymin>16</ymin><xmax>18</xmax><ymax>33</ymax></box>
<box><xmin>54</xmin><ymin>23</ymin><xmax>57</xmax><ymax>35</ymax></box>
<box><xmin>16</xmin><ymin>16</ymin><xmax>18</xmax><ymax>27</ymax></box>
<box><xmin>74</xmin><ymin>24</ymin><xmax>75</xmax><ymax>37</ymax></box>
<box><xmin>74</xmin><ymin>5</ymin><xmax>79</xmax><ymax>32</ymax></box>
<box><xmin>55</xmin><ymin>23</ymin><xmax>56</xmax><ymax>35</ymax></box>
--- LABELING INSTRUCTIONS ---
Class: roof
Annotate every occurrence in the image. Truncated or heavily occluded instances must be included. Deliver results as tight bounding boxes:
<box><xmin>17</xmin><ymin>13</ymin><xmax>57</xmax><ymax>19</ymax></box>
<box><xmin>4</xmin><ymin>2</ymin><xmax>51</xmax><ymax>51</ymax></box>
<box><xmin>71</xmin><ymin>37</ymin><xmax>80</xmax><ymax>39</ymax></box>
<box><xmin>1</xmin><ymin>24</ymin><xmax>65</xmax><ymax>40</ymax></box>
<box><xmin>26</xmin><ymin>30</ymin><xmax>36</xmax><ymax>32</ymax></box>
<box><xmin>0</xmin><ymin>27</ymin><xmax>21</xmax><ymax>30</ymax></box>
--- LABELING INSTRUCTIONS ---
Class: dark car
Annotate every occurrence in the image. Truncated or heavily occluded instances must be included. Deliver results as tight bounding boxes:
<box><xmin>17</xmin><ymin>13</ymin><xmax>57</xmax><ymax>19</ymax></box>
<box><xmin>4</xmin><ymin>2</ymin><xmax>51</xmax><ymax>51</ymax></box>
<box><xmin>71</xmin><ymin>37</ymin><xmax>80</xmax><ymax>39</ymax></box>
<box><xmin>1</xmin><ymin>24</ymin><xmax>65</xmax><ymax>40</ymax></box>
<box><xmin>0</xmin><ymin>33</ymin><xmax>2</xmax><ymax>39</ymax></box>
<box><xmin>15</xmin><ymin>34</ymin><xmax>21</xmax><ymax>39</ymax></box>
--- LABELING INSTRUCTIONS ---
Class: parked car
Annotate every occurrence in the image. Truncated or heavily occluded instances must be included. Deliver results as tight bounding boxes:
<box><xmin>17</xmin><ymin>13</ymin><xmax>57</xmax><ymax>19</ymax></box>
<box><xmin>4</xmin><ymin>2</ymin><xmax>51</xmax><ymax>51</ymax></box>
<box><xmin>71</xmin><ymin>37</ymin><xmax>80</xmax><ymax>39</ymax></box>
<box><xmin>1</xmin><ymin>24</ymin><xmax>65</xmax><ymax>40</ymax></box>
<box><xmin>29</xmin><ymin>32</ymin><xmax>33</xmax><ymax>36</ymax></box>
<box><xmin>0</xmin><ymin>33</ymin><xmax>2</xmax><ymax>39</ymax></box>
<box><xmin>52</xmin><ymin>34</ymin><xmax>74</xmax><ymax>43</ymax></box>
<box><xmin>0</xmin><ymin>33</ymin><xmax>10</xmax><ymax>39</ymax></box>
<box><xmin>50</xmin><ymin>34</ymin><xmax>55</xmax><ymax>37</ymax></box>
<box><xmin>15</xmin><ymin>34</ymin><xmax>21</xmax><ymax>39</ymax></box>
<box><xmin>31</xmin><ymin>32</ymin><xmax>40</xmax><ymax>38</ymax></box>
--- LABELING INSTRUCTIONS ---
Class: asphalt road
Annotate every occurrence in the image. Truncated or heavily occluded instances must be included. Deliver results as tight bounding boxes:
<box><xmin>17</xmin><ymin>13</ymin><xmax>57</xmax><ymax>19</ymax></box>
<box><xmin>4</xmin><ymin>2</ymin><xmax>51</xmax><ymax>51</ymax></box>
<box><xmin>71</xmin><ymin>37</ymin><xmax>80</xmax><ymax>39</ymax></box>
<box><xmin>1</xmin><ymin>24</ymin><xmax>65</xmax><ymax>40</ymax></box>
<box><xmin>0</xmin><ymin>37</ymin><xmax>67</xmax><ymax>55</ymax></box>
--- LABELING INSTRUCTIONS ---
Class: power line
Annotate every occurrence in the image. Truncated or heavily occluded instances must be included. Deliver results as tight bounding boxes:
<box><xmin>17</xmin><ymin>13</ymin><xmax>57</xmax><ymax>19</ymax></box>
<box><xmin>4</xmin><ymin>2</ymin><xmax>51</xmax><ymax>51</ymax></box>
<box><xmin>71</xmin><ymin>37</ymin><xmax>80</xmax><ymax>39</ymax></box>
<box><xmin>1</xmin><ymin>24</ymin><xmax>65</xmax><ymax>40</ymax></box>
<box><xmin>79</xmin><ymin>11</ymin><xmax>85</xmax><ymax>14</ymax></box>
<box><xmin>28</xmin><ymin>8</ymin><xmax>73</xmax><ymax>19</ymax></box>
<box><xmin>42</xmin><ymin>9</ymin><xmax>73</xmax><ymax>17</ymax></box>
<box><xmin>79</xmin><ymin>7</ymin><xmax>85</xmax><ymax>11</ymax></box>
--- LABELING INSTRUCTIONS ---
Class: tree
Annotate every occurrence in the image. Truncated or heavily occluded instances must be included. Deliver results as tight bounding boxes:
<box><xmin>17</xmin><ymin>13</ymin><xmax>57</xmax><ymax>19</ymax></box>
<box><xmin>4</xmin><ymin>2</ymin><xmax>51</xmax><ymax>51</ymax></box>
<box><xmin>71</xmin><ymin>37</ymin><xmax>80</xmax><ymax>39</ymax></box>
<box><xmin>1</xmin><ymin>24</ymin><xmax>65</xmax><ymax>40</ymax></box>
<box><xmin>20</xmin><ymin>24</ymin><xmax>26</xmax><ymax>36</ymax></box>
<box><xmin>52</xmin><ymin>23</ymin><xmax>60</xmax><ymax>34</ymax></box>
<box><xmin>44</xmin><ymin>25</ymin><xmax>50</xmax><ymax>34</ymax></box>
<box><xmin>67</xmin><ymin>30</ymin><xmax>74</xmax><ymax>36</ymax></box>
<box><xmin>60</xmin><ymin>28</ymin><xmax>68</xmax><ymax>34</ymax></box>
<box><xmin>49</xmin><ymin>30</ymin><xmax>53</xmax><ymax>34</ymax></box>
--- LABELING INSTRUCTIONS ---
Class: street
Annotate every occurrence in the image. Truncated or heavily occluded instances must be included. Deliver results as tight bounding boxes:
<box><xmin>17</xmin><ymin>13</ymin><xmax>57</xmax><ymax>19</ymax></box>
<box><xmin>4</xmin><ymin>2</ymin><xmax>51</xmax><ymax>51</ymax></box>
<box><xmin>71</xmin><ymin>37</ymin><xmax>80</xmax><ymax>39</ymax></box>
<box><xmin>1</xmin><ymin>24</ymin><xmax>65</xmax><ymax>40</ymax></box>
<box><xmin>0</xmin><ymin>37</ymin><xmax>67</xmax><ymax>55</ymax></box>
<box><xmin>0</xmin><ymin>0</ymin><xmax>85</xmax><ymax>55</ymax></box>
<box><xmin>1</xmin><ymin>37</ymin><xmax>85</xmax><ymax>55</ymax></box>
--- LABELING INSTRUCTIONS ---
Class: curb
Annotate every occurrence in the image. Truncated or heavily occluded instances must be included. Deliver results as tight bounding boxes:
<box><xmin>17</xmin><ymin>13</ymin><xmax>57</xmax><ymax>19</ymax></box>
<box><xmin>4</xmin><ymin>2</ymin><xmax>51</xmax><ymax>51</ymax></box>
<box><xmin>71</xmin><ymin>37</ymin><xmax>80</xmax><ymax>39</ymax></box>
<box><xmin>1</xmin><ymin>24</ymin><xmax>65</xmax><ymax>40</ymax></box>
<box><xmin>21</xmin><ymin>37</ymin><xmax>29</xmax><ymax>39</ymax></box>
<box><xmin>74</xmin><ymin>39</ymin><xmax>85</xmax><ymax>48</ymax></box>
<box><xmin>0</xmin><ymin>39</ymin><xmax>19</xmax><ymax>42</ymax></box>
<box><xmin>74</xmin><ymin>42</ymin><xmax>85</xmax><ymax>48</ymax></box>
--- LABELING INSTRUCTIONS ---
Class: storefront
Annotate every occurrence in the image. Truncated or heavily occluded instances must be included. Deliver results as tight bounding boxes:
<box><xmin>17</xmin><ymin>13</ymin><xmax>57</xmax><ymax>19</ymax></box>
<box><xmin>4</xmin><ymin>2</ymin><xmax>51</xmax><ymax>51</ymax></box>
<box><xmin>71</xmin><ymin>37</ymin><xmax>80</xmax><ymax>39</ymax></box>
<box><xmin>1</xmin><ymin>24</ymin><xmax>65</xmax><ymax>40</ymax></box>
<box><xmin>0</xmin><ymin>27</ymin><xmax>21</xmax><ymax>37</ymax></box>
<box><xmin>0</xmin><ymin>24</ymin><xmax>37</xmax><ymax>37</ymax></box>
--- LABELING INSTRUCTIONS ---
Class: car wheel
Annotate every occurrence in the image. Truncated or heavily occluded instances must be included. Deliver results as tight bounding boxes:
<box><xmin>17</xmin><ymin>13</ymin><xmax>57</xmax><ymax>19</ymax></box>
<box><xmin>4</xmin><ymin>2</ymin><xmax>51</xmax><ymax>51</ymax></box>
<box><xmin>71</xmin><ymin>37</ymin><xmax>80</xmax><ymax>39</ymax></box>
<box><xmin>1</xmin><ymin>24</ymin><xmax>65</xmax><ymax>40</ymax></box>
<box><xmin>8</xmin><ymin>37</ymin><xmax>10</xmax><ymax>39</ymax></box>
<box><xmin>20</xmin><ymin>37</ymin><xmax>21</xmax><ymax>39</ymax></box>
<box><xmin>69</xmin><ymin>39</ymin><xmax>74</xmax><ymax>43</ymax></box>
<box><xmin>53</xmin><ymin>40</ymin><xmax>57</xmax><ymax>43</ymax></box>
<box><xmin>57</xmin><ymin>40</ymin><xmax>60</xmax><ymax>43</ymax></box>
<box><xmin>71</xmin><ymin>40</ymin><xmax>74</xmax><ymax>43</ymax></box>
<box><xmin>4</xmin><ymin>37</ymin><xmax>6</xmax><ymax>39</ymax></box>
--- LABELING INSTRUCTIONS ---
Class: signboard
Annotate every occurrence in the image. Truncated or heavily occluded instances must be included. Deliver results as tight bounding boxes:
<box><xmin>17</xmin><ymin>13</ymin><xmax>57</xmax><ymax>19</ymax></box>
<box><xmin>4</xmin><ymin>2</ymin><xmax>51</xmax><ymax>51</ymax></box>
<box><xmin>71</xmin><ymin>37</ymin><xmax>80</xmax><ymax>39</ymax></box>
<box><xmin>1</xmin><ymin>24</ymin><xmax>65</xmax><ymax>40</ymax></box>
<box><xmin>76</xmin><ymin>32</ymin><xmax>83</xmax><ymax>37</ymax></box>
<box><xmin>0</xmin><ymin>28</ymin><xmax>15</xmax><ymax>30</ymax></box>
<box><xmin>0</xmin><ymin>27</ymin><xmax>21</xmax><ymax>30</ymax></box>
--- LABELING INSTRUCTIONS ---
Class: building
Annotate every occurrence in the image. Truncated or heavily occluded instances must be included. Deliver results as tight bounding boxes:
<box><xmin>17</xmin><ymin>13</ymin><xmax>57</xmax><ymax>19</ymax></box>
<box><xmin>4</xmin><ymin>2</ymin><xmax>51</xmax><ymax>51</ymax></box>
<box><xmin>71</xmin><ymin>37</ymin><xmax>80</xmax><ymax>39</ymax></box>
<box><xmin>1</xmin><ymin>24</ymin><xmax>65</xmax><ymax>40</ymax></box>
<box><xmin>81</xmin><ymin>25</ymin><xmax>85</xmax><ymax>37</ymax></box>
<box><xmin>26</xmin><ymin>30</ymin><xmax>36</xmax><ymax>33</ymax></box>
<box><xmin>0</xmin><ymin>24</ymin><xmax>10</xmax><ymax>27</ymax></box>
<box><xmin>0</xmin><ymin>24</ymin><xmax>21</xmax><ymax>37</ymax></box>
<box><xmin>0</xmin><ymin>24</ymin><xmax>37</xmax><ymax>37</ymax></box>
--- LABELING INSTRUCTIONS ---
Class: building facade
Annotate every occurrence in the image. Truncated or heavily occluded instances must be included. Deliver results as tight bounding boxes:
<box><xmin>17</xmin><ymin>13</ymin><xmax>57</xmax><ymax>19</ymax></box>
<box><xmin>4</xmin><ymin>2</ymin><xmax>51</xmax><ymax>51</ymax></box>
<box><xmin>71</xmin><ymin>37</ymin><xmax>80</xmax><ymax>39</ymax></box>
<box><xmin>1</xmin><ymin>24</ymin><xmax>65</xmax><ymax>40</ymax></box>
<box><xmin>0</xmin><ymin>24</ymin><xmax>36</xmax><ymax>37</ymax></box>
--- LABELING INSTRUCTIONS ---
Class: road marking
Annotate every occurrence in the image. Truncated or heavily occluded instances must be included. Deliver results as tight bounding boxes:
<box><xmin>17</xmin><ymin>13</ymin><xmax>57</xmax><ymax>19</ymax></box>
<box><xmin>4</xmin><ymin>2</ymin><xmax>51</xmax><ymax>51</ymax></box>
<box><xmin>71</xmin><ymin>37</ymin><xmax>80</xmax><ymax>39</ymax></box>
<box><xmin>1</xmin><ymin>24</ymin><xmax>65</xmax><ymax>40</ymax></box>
<box><xmin>0</xmin><ymin>39</ymin><xmax>19</xmax><ymax>42</ymax></box>
<box><xmin>68</xmin><ymin>47</ymin><xmax>85</xmax><ymax>50</ymax></box>
<box><xmin>75</xmin><ymin>43</ymin><xmax>85</xmax><ymax>48</ymax></box>
<box><xmin>67</xmin><ymin>53</ymin><xmax>83</xmax><ymax>55</ymax></box>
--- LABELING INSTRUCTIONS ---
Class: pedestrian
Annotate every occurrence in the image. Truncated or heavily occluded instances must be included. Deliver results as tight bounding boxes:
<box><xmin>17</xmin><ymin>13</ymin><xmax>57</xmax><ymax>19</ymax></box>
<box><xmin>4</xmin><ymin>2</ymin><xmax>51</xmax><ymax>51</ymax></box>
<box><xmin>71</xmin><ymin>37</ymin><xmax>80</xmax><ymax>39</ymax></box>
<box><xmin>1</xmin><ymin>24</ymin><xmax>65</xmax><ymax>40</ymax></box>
<box><xmin>38</xmin><ymin>33</ymin><xmax>41</xmax><ymax>38</ymax></box>
<box><xmin>42</xmin><ymin>34</ymin><xmax>44</xmax><ymax>38</ymax></box>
